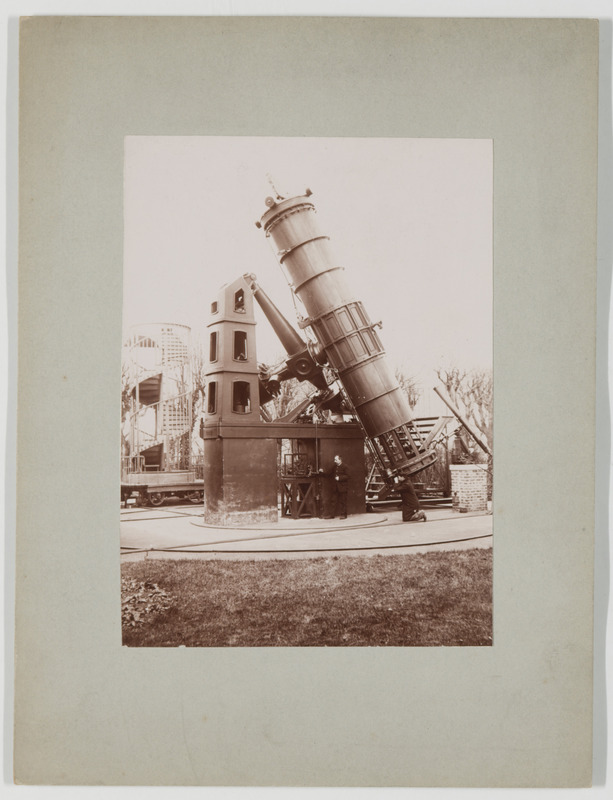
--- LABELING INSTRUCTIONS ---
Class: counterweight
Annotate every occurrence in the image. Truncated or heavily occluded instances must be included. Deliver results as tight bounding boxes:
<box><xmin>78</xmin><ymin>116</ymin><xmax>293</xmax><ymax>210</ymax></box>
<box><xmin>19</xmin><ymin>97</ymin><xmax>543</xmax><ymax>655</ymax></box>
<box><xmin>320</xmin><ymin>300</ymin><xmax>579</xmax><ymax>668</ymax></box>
<box><xmin>257</xmin><ymin>190</ymin><xmax>437</xmax><ymax>480</ymax></box>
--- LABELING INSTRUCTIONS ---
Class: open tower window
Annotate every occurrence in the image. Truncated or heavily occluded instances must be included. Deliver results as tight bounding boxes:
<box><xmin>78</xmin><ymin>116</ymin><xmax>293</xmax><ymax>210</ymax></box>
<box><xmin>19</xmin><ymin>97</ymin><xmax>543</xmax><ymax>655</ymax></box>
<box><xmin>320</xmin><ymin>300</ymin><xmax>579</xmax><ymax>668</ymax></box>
<box><xmin>233</xmin><ymin>330</ymin><xmax>248</xmax><ymax>361</ymax></box>
<box><xmin>234</xmin><ymin>289</ymin><xmax>245</xmax><ymax>313</ymax></box>
<box><xmin>209</xmin><ymin>331</ymin><xmax>218</xmax><ymax>362</ymax></box>
<box><xmin>210</xmin><ymin>301</ymin><xmax>218</xmax><ymax>314</ymax></box>
<box><xmin>232</xmin><ymin>381</ymin><xmax>251</xmax><ymax>413</ymax></box>
<box><xmin>207</xmin><ymin>381</ymin><xmax>217</xmax><ymax>414</ymax></box>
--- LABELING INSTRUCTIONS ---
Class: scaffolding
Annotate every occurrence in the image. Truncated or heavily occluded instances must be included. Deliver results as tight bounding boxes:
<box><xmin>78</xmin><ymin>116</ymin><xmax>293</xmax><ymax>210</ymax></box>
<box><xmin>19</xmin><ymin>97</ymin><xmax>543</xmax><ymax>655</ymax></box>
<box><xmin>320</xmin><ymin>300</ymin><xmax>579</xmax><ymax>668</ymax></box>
<box><xmin>122</xmin><ymin>323</ymin><xmax>193</xmax><ymax>477</ymax></box>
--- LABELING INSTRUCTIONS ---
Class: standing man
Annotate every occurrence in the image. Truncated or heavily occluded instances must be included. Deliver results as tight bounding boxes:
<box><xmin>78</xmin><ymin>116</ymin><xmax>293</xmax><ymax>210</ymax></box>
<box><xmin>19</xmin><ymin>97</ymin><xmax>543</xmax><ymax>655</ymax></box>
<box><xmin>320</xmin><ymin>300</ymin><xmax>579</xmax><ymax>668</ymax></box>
<box><xmin>320</xmin><ymin>454</ymin><xmax>349</xmax><ymax>519</ymax></box>
<box><xmin>397</xmin><ymin>475</ymin><xmax>427</xmax><ymax>522</ymax></box>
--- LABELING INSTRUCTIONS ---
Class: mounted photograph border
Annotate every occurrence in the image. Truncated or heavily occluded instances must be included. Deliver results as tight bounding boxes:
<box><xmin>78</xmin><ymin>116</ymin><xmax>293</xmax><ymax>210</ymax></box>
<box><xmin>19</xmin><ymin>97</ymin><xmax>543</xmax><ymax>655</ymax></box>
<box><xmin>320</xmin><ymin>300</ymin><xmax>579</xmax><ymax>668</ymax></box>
<box><xmin>14</xmin><ymin>15</ymin><xmax>598</xmax><ymax>787</ymax></box>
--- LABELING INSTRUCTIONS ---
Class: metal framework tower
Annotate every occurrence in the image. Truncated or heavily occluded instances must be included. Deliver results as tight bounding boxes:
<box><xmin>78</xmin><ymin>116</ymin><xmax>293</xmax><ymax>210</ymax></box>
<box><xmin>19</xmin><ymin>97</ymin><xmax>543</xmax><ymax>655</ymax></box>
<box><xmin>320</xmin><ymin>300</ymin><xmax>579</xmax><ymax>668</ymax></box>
<box><xmin>123</xmin><ymin>322</ymin><xmax>193</xmax><ymax>474</ymax></box>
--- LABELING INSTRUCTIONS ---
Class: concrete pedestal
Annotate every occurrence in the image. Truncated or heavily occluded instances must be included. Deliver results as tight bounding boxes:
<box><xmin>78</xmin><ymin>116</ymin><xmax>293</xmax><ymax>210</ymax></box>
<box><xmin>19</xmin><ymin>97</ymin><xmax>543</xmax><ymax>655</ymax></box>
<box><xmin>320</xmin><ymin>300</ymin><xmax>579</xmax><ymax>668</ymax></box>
<box><xmin>203</xmin><ymin>436</ymin><xmax>278</xmax><ymax>526</ymax></box>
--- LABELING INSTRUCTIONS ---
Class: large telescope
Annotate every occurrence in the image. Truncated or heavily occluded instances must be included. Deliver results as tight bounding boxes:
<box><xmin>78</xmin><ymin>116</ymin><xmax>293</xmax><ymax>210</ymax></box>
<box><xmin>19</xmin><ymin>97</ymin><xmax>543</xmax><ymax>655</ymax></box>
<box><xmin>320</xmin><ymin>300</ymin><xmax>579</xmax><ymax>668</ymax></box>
<box><xmin>257</xmin><ymin>189</ymin><xmax>437</xmax><ymax>481</ymax></box>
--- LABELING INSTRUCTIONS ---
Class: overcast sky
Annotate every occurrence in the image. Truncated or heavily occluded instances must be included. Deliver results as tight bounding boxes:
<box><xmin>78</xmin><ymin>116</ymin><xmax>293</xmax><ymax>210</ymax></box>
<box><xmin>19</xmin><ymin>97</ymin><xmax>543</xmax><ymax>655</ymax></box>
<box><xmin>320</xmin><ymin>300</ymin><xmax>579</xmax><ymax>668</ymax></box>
<box><xmin>123</xmin><ymin>136</ymin><xmax>492</xmax><ymax>391</ymax></box>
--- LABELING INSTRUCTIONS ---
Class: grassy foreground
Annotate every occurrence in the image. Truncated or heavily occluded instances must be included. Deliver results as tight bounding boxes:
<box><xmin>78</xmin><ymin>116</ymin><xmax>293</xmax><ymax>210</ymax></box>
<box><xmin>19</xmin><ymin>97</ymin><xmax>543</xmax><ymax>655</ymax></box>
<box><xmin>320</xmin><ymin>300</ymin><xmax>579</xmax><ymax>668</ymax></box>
<box><xmin>121</xmin><ymin>549</ymin><xmax>492</xmax><ymax>647</ymax></box>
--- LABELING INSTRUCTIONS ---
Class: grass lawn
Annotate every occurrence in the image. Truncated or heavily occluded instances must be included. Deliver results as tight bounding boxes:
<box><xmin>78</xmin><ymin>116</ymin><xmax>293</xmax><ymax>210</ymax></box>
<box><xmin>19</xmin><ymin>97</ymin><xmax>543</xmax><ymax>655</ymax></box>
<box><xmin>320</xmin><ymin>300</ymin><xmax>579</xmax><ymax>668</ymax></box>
<box><xmin>121</xmin><ymin>549</ymin><xmax>492</xmax><ymax>647</ymax></box>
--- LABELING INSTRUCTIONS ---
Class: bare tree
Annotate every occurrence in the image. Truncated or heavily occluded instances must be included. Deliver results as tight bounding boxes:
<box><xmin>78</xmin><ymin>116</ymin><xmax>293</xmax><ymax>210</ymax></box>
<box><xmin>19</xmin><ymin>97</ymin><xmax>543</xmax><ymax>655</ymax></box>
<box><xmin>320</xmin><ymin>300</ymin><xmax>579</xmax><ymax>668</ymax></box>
<box><xmin>190</xmin><ymin>341</ymin><xmax>207</xmax><ymax>462</ymax></box>
<box><xmin>121</xmin><ymin>359</ymin><xmax>132</xmax><ymax>421</ymax></box>
<box><xmin>436</xmin><ymin>366</ymin><xmax>493</xmax><ymax>453</ymax></box>
<box><xmin>190</xmin><ymin>341</ymin><xmax>207</xmax><ymax>408</ymax></box>
<box><xmin>120</xmin><ymin>359</ymin><xmax>133</xmax><ymax>459</ymax></box>
<box><xmin>395</xmin><ymin>368</ymin><xmax>421</xmax><ymax>409</ymax></box>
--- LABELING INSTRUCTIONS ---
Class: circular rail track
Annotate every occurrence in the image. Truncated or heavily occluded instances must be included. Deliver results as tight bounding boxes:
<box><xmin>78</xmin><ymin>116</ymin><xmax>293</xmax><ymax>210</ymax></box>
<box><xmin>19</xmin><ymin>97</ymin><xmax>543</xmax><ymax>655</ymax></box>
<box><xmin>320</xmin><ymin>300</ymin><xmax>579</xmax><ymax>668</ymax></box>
<box><xmin>120</xmin><ymin>509</ymin><xmax>492</xmax><ymax>557</ymax></box>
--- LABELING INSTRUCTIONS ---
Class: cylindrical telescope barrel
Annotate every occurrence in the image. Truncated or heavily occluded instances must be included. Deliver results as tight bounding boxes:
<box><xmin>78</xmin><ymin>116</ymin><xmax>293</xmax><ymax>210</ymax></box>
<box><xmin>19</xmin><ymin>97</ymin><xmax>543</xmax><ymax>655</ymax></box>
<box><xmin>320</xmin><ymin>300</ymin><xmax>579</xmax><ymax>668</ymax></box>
<box><xmin>258</xmin><ymin>191</ymin><xmax>437</xmax><ymax>477</ymax></box>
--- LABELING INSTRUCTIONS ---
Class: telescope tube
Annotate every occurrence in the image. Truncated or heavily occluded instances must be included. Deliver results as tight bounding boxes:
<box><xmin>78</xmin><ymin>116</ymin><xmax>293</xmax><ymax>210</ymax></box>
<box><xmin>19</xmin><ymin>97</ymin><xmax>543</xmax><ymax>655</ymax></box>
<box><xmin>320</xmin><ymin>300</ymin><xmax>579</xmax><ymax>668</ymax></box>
<box><xmin>257</xmin><ymin>190</ymin><xmax>436</xmax><ymax>478</ymax></box>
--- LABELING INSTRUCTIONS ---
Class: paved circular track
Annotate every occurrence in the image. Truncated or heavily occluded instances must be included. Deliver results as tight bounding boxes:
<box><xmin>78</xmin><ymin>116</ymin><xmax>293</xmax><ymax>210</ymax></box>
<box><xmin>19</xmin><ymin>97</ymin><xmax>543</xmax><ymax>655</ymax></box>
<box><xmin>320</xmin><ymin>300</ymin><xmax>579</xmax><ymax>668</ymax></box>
<box><xmin>120</xmin><ymin>505</ymin><xmax>493</xmax><ymax>560</ymax></box>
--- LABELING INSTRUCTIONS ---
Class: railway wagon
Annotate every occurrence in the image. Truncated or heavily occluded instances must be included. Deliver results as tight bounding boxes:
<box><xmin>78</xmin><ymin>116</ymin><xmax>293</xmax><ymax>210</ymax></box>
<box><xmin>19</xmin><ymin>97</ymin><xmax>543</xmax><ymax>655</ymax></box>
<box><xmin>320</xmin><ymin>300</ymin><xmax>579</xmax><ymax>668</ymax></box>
<box><xmin>120</xmin><ymin>470</ymin><xmax>204</xmax><ymax>507</ymax></box>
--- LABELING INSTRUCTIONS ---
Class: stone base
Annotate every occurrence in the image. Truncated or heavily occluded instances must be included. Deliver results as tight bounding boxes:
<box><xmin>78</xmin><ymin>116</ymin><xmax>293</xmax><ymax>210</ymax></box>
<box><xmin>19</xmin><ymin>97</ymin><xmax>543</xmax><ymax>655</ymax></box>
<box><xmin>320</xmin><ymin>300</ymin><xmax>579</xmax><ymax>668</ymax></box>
<box><xmin>203</xmin><ymin>435</ymin><xmax>278</xmax><ymax>526</ymax></box>
<box><xmin>203</xmin><ymin>505</ymin><xmax>278</xmax><ymax>527</ymax></box>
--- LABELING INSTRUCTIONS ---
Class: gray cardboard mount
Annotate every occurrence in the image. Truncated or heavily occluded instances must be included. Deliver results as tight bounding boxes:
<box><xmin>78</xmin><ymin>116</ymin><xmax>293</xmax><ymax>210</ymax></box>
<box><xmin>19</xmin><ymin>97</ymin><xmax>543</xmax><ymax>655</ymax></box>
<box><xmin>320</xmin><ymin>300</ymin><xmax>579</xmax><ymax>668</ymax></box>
<box><xmin>15</xmin><ymin>17</ymin><xmax>597</xmax><ymax>786</ymax></box>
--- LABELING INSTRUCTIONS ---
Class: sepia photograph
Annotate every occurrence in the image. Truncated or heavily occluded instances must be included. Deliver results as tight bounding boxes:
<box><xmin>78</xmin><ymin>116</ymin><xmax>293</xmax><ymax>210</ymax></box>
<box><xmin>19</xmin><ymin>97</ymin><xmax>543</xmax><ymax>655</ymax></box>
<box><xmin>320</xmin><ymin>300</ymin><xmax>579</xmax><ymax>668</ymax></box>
<box><xmin>120</xmin><ymin>136</ymin><xmax>493</xmax><ymax>647</ymax></box>
<box><xmin>13</xmin><ymin>12</ymin><xmax>600</xmax><ymax>788</ymax></box>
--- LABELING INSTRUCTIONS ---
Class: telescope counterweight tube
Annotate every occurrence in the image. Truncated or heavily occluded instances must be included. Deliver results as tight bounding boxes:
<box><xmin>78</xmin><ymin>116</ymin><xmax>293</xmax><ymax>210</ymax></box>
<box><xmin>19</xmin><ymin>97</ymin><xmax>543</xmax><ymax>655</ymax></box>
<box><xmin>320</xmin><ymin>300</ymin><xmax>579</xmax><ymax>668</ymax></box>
<box><xmin>258</xmin><ymin>192</ymin><xmax>437</xmax><ymax>478</ymax></box>
<box><xmin>246</xmin><ymin>277</ymin><xmax>306</xmax><ymax>356</ymax></box>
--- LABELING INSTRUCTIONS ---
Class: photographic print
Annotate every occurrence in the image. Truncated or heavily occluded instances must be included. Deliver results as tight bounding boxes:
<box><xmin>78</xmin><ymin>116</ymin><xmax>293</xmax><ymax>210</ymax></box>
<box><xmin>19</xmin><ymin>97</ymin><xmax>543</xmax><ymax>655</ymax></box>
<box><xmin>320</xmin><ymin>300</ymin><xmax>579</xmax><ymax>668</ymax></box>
<box><xmin>15</xmin><ymin>16</ymin><xmax>597</xmax><ymax>787</ymax></box>
<box><xmin>120</xmin><ymin>136</ymin><xmax>493</xmax><ymax>647</ymax></box>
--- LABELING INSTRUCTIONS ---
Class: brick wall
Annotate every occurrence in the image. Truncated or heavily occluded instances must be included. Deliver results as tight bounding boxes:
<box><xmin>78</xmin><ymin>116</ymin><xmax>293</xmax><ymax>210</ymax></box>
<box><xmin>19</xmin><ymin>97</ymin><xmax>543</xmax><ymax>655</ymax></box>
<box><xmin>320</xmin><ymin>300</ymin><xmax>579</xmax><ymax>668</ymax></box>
<box><xmin>449</xmin><ymin>465</ymin><xmax>488</xmax><ymax>512</ymax></box>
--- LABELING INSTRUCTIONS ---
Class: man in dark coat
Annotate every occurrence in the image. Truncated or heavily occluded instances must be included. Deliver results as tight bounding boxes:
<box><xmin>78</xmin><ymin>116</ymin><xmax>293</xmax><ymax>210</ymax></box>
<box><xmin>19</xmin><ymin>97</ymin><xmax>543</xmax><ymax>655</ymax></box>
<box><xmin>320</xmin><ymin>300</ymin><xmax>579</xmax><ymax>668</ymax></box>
<box><xmin>397</xmin><ymin>475</ymin><xmax>427</xmax><ymax>522</ymax></box>
<box><xmin>320</xmin><ymin>454</ymin><xmax>349</xmax><ymax>519</ymax></box>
